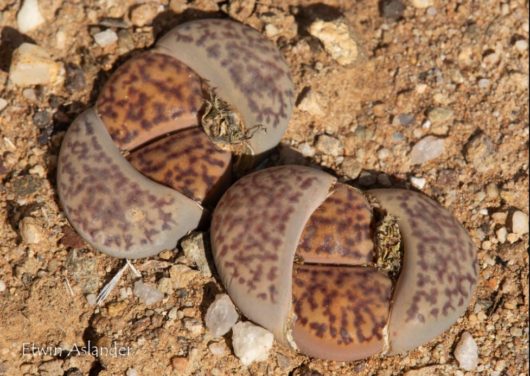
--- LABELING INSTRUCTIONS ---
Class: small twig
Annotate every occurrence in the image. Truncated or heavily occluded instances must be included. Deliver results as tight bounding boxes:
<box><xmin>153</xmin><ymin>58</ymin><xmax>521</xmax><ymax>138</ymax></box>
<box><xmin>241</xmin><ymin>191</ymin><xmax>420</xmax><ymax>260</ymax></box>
<box><xmin>64</xmin><ymin>277</ymin><xmax>74</xmax><ymax>297</ymax></box>
<box><xmin>127</xmin><ymin>259</ymin><xmax>142</xmax><ymax>278</ymax></box>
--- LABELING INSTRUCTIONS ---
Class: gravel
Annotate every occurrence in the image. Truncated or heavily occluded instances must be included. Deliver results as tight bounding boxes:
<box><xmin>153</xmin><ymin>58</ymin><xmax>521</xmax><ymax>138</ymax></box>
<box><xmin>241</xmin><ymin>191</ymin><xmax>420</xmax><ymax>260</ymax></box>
<box><xmin>181</xmin><ymin>232</ymin><xmax>212</xmax><ymax>277</ymax></box>
<box><xmin>315</xmin><ymin>134</ymin><xmax>343</xmax><ymax>157</ymax></box>
<box><xmin>380</xmin><ymin>0</ymin><xmax>405</xmax><ymax>20</ymax></box>
<box><xmin>298</xmin><ymin>90</ymin><xmax>325</xmax><ymax>116</ymax></box>
<box><xmin>454</xmin><ymin>331</ymin><xmax>479</xmax><ymax>371</ymax></box>
<box><xmin>309</xmin><ymin>20</ymin><xmax>359</xmax><ymax>65</ymax></box>
<box><xmin>496</xmin><ymin>227</ymin><xmax>508</xmax><ymax>243</ymax></box>
<box><xmin>17</xmin><ymin>0</ymin><xmax>45</xmax><ymax>32</ymax></box>
<box><xmin>208</xmin><ymin>341</ymin><xmax>228</xmax><ymax>356</ymax></box>
<box><xmin>93</xmin><ymin>29</ymin><xmax>118</xmax><ymax>47</ymax></box>
<box><xmin>297</xmin><ymin>142</ymin><xmax>316</xmax><ymax>158</ymax></box>
<box><xmin>232</xmin><ymin>321</ymin><xmax>274</xmax><ymax>366</ymax></box>
<box><xmin>130</xmin><ymin>3</ymin><xmax>160</xmax><ymax>27</ymax></box>
<box><xmin>410</xmin><ymin>176</ymin><xmax>426</xmax><ymax>189</ymax></box>
<box><xmin>464</xmin><ymin>132</ymin><xmax>496</xmax><ymax>173</ymax></box>
<box><xmin>410</xmin><ymin>0</ymin><xmax>434</xmax><ymax>8</ymax></box>
<box><xmin>9</xmin><ymin>43</ymin><xmax>64</xmax><ymax>87</ymax></box>
<box><xmin>428</xmin><ymin>107</ymin><xmax>454</xmax><ymax>125</ymax></box>
<box><xmin>0</xmin><ymin>98</ymin><xmax>7</xmax><ymax>112</ymax></box>
<box><xmin>205</xmin><ymin>294</ymin><xmax>239</xmax><ymax>338</ymax></box>
<box><xmin>133</xmin><ymin>281</ymin><xmax>164</xmax><ymax>306</ymax></box>
<box><xmin>511</xmin><ymin>211</ymin><xmax>529</xmax><ymax>235</ymax></box>
<box><xmin>409</xmin><ymin>136</ymin><xmax>445</xmax><ymax>165</ymax></box>
<box><xmin>18</xmin><ymin>217</ymin><xmax>44</xmax><ymax>244</ymax></box>
<box><xmin>340</xmin><ymin>157</ymin><xmax>362</xmax><ymax>180</ymax></box>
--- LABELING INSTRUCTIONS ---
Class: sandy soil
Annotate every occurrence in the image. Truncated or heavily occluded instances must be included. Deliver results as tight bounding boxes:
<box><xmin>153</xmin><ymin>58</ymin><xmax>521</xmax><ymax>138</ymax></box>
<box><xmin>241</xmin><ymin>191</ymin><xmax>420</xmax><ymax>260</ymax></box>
<box><xmin>0</xmin><ymin>0</ymin><xmax>528</xmax><ymax>375</ymax></box>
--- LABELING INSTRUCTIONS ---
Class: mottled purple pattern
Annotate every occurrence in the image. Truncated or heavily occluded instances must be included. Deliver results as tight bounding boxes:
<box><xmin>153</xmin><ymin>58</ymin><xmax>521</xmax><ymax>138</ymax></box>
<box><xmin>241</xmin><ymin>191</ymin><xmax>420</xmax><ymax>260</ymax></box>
<box><xmin>292</xmin><ymin>265</ymin><xmax>391</xmax><ymax>361</ymax></box>
<box><xmin>211</xmin><ymin>165</ymin><xmax>335</xmax><ymax>341</ymax></box>
<box><xmin>57</xmin><ymin>109</ymin><xmax>203</xmax><ymax>258</ymax></box>
<box><xmin>156</xmin><ymin>19</ymin><xmax>294</xmax><ymax>155</ymax></box>
<box><xmin>96</xmin><ymin>52</ymin><xmax>202</xmax><ymax>151</ymax></box>
<box><xmin>368</xmin><ymin>189</ymin><xmax>478</xmax><ymax>354</ymax></box>
<box><xmin>297</xmin><ymin>183</ymin><xmax>374</xmax><ymax>265</ymax></box>
<box><xmin>128</xmin><ymin>126</ymin><xmax>232</xmax><ymax>205</ymax></box>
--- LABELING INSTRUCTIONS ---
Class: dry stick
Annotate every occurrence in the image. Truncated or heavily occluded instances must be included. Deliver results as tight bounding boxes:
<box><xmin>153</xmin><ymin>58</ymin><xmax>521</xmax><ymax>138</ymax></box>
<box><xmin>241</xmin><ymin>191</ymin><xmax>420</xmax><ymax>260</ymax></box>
<box><xmin>96</xmin><ymin>259</ymin><xmax>141</xmax><ymax>306</ymax></box>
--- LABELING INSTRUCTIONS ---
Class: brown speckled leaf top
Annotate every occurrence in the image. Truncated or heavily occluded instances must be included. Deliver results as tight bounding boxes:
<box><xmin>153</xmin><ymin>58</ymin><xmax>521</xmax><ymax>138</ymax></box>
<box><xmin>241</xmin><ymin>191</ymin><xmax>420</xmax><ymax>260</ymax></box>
<box><xmin>155</xmin><ymin>19</ymin><xmax>294</xmax><ymax>155</ymax></box>
<box><xmin>292</xmin><ymin>265</ymin><xmax>392</xmax><ymax>361</ymax></box>
<box><xmin>57</xmin><ymin>109</ymin><xmax>203</xmax><ymax>258</ymax></box>
<box><xmin>128</xmin><ymin>127</ymin><xmax>232</xmax><ymax>205</ymax></box>
<box><xmin>96</xmin><ymin>52</ymin><xmax>203</xmax><ymax>151</ymax></box>
<box><xmin>297</xmin><ymin>183</ymin><xmax>374</xmax><ymax>265</ymax></box>
<box><xmin>211</xmin><ymin>166</ymin><xmax>335</xmax><ymax>341</ymax></box>
<box><xmin>368</xmin><ymin>189</ymin><xmax>478</xmax><ymax>354</ymax></box>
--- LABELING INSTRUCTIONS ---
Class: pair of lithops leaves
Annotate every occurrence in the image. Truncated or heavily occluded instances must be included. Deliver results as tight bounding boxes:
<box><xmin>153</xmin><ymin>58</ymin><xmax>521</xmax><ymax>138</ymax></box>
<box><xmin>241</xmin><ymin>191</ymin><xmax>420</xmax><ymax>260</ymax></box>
<box><xmin>210</xmin><ymin>165</ymin><xmax>478</xmax><ymax>360</ymax></box>
<box><xmin>57</xmin><ymin>19</ymin><xmax>294</xmax><ymax>258</ymax></box>
<box><xmin>57</xmin><ymin>19</ymin><xmax>477</xmax><ymax>362</ymax></box>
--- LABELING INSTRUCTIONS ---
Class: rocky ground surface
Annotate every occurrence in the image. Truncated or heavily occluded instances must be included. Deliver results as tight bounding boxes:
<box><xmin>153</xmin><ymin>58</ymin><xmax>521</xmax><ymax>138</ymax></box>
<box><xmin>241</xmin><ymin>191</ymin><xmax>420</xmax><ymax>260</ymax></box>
<box><xmin>0</xmin><ymin>0</ymin><xmax>528</xmax><ymax>375</ymax></box>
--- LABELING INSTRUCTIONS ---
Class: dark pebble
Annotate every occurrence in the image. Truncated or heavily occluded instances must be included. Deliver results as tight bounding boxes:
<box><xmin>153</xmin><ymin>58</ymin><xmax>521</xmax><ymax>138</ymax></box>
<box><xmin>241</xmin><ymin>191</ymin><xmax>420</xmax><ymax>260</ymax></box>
<box><xmin>380</xmin><ymin>0</ymin><xmax>406</xmax><ymax>20</ymax></box>
<box><xmin>32</xmin><ymin>110</ymin><xmax>52</xmax><ymax>129</ymax></box>
<box><xmin>65</xmin><ymin>64</ymin><xmax>86</xmax><ymax>93</ymax></box>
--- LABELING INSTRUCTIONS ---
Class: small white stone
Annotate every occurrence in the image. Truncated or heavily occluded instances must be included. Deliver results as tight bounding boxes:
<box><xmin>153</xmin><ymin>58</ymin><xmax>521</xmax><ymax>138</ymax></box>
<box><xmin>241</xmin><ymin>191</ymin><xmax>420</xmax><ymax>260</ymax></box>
<box><xmin>341</xmin><ymin>157</ymin><xmax>362</xmax><ymax>180</ymax></box>
<box><xmin>133</xmin><ymin>281</ymin><xmax>164</xmax><ymax>305</ymax></box>
<box><xmin>410</xmin><ymin>176</ymin><xmax>426</xmax><ymax>189</ymax></box>
<box><xmin>9</xmin><ymin>43</ymin><xmax>64</xmax><ymax>87</ymax></box>
<box><xmin>205</xmin><ymin>294</ymin><xmax>239</xmax><ymax>338</ymax></box>
<box><xmin>17</xmin><ymin>0</ymin><xmax>45</xmax><ymax>33</ymax></box>
<box><xmin>56</xmin><ymin>29</ymin><xmax>66</xmax><ymax>49</ymax></box>
<box><xmin>410</xmin><ymin>136</ymin><xmax>445</xmax><ymax>165</ymax></box>
<box><xmin>19</xmin><ymin>217</ymin><xmax>44</xmax><ymax>244</ymax></box>
<box><xmin>298</xmin><ymin>142</ymin><xmax>316</xmax><ymax>158</ymax></box>
<box><xmin>428</xmin><ymin>107</ymin><xmax>454</xmax><ymax>125</ymax></box>
<box><xmin>126</xmin><ymin>368</ymin><xmax>138</xmax><ymax>376</ymax></box>
<box><xmin>298</xmin><ymin>90</ymin><xmax>325</xmax><ymax>116</ymax></box>
<box><xmin>184</xmin><ymin>318</ymin><xmax>204</xmax><ymax>336</ymax></box>
<box><xmin>511</xmin><ymin>211</ymin><xmax>529</xmax><ymax>235</ymax></box>
<box><xmin>208</xmin><ymin>341</ymin><xmax>228</xmax><ymax>356</ymax></box>
<box><xmin>93</xmin><ymin>29</ymin><xmax>118</xmax><ymax>47</ymax></box>
<box><xmin>86</xmin><ymin>293</ymin><xmax>97</xmax><ymax>306</ymax></box>
<box><xmin>496</xmin><ymin>227</ymin><xmax>508</xmax><ymax>243</ymax></box>
<box><xmin>410</xmin><ymin>0</ymin><xmax>434</xmax><ymax>9</ymax></box>
<box><xmin>377</xmin><ymin>148</ymin><xmax>390</xmax><ymax>160</ymax></box>
<box><xmin>309</xmin><ymin>20</ymin><xmax>358</xmax><ymax>65</ymax></box>
<box><xmin>265</xmin><ymin>24</ymin><xmax>279</xmax><ymax>38</ymax></box>
<box><xmin>514</xmin><ymin>39</ymin><xmax>528</xmax><ymax>52</ymax></box>
<box><xmin>169</xmin><ymin>264</ymin><xmax>198</xmax><ymax>288</ymax></box>
<box><xmin>0</xmin><ymin>280</ymin><xmax>6</xmax><ymax>293</ymax></box>
<box><xmin>232</xmin><ymin>321</ymin><xmax>274</xmax><ymax>366</ymax></box>
<box><xmin>130</xmin><ymin>2</ymin><xmax>161</xmax><ymax>27</ymax></box>
<box><xmin>0</xmin><ymin>98</ymin><xmax>7</xmax><ymax>112</ymax></box>
<box><xmin>478</xmin><ymin>78</ymin><xmax>490</xmax><ymax>88</ymax></box>
<box><xmin>315</xmin><ymin>134</ymin><xmax>343</xmax><ymax>157</ymax></box>
<box><xmin>454</xmin><ymin>332</ymin><xmax>479</xmax><ymax>371</ymax></box>
<box><xmin>426</xmin><ymin>6</ymin><xmax>437</xmax><ymax>16</ymax></box>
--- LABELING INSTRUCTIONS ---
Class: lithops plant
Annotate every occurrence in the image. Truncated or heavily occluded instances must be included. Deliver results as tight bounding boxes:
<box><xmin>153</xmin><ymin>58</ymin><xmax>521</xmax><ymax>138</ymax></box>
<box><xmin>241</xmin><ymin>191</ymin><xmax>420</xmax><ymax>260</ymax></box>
<box><xmin>57</xmin><ymin>19</ymin><xmax>294</xmax><ymax>258</ymax></box>
<box><xmin>210</xmin><ymin>165</ymin><xmax>478</xmax><ymax>361</ymax></box>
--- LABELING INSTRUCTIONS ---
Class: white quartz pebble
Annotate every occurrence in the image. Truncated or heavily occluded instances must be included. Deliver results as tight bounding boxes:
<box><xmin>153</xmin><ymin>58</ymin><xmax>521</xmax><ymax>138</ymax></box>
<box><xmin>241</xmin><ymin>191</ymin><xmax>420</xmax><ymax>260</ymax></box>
<box><xmin>9</xmin><ymin>43</ymin><xmax>64</xmax><ymax>87</ymax></box>
<box><xmin>133</xmin><ymin>281</ymin><xmax>164</xmax><ymax>305</ymax></box>
<box><xmin>454</xmin><ymin>332</ymin><xmax>479</xmax><ymax>371</ymax></box>
<box><xmin>17</xmin><ymin>0</ymin><xmax>45</xmax><ymax>33</ymax></box>
<box><xmin>93</xmin><ymin>29</ymin><xmax>118</xmax><ymax>47</ymax></box>
<box><xmin>232</xmin><ymin>321</ymin><xmax>274</xmax><ymax>366</ymax></box>
<box><xmin>205</xmin><ymin>294</ymin><xmax>239</xmax><ymax>338</ymax></box>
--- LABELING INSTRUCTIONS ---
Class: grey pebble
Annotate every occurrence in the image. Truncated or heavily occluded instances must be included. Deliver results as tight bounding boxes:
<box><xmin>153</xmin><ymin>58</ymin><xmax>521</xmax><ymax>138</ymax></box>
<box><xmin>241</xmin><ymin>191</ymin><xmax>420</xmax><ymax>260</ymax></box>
<box><xmin>410</xmin><ymin>136</ymin><xmax>445</xmax><ymax>164</ymax></box>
